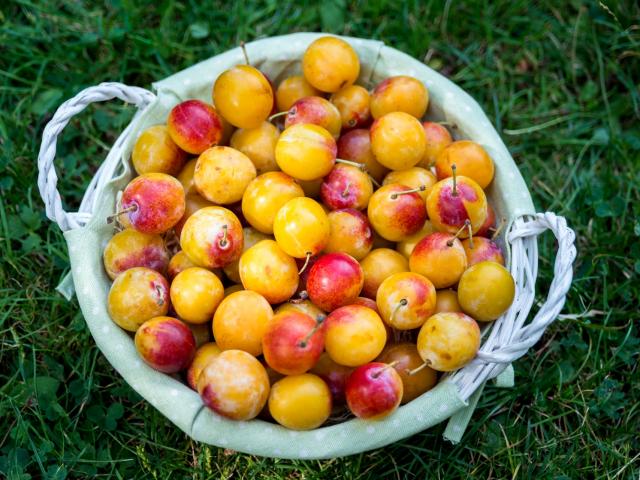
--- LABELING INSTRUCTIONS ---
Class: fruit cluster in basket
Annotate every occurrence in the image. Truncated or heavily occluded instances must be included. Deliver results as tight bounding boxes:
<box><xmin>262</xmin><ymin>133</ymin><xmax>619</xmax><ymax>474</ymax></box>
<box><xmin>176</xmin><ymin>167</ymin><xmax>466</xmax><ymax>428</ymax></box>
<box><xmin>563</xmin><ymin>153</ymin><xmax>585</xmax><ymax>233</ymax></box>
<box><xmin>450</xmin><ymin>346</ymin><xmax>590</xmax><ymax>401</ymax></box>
<box><xmin>103</xmin><ymin>36</ymin><xmax>515</xmax><ymax>430</ymax></box>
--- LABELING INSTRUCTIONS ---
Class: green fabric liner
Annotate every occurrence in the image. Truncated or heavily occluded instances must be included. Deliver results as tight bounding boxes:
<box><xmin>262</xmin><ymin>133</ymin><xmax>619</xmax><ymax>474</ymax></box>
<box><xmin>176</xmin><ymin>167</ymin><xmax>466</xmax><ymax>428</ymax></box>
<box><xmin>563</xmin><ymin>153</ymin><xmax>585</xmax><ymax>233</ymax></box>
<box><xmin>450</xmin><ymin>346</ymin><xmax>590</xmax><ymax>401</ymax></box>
<box><xmin>57</xmin><ymin>32</ymin><xmax>535</xmax><ymax>458</ymax></box>
<box><xmin>443</xmin><ymin>381</ymin><xmax>487</xmax><ymax>444</ymax></box>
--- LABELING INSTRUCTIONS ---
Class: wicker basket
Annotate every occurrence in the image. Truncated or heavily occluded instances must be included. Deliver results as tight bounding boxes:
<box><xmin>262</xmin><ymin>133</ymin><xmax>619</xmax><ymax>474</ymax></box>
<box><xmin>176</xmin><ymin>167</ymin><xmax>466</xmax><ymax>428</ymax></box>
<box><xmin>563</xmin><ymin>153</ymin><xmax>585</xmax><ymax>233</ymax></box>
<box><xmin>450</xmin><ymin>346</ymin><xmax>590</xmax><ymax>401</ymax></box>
<box><xmin>37</xmin><ymin>33</ymin><xmax>576</xmax><ymax>459</ymax></box>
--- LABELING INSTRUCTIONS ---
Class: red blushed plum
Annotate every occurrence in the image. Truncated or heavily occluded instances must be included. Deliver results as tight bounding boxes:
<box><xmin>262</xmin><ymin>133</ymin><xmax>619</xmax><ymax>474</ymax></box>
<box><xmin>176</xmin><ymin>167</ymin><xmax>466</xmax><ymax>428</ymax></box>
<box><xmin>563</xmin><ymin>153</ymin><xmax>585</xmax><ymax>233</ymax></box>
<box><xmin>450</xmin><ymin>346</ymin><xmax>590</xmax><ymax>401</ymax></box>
<box><xmin>476</xmin><ymin>203</ymin><xmax>497</xmax><ymax>237</ymax></box>
<box><xmin>426</xmin><ymin>176</ymin><xmax>487</xmax><ymax>237</ymax></box>
<box><xmin>320</xmin><ymin>164</ymin><xmax>373</xmax><ymax>211</ymax></box>
<box><xmin>284</xmin><ymin>96</ymin><xmax>342</xmax><ymax>139</ymax></box>
<box><xmin>409</xmin><ymin>232</ymin><xmax>467</xmax><ymax>289</ymax></box>
<box><xmin>167</xmin><ymin>99</ymin><xmax>223</xmax><ymax>154</ymax></box>
<box><xmin>103</xmin><ymin>229</ymin><xmax>169</xmax><ymax>280</ymax></box>
<box><xmin>262</xmin><ymin>310</ymin><xmax>326</xmax><ymax>375</ymax></box>
<box><xmin>310</xmin><ymin>352</ymin><xmax>354</xmax><ymax>405</ymax></box>
<box><xmin>345</xmin><ymin>362</ymin><xmax>403</xmax><ymax>419</ymax></box>
<box><xmin>419</xmin><ymin>121</ymin><xmax>453</xmax><ymax>168</ymax></box>
<box><xmin>367</xmin><ymin>184</ymin><xmax>427</xmax><ymax>242</ymax></box>
<box><xmin>116</xmin><ymin>173</ymin><xmax>185</xmax><ymax>235</ymax></box>
<box><xmin>180</xmin><ymin>207</ymin><xmax>244</xmax><ymax>269</ymax></box>
<box><xmin>376</xmin><ymin>272</ymin><xmax>437</xmax><ymax>330</ymax></box>
<box><xmin>336</xmin><ymin>129</ymin><xmax>389</xmax><ymax>184</ymax></box>
<box><xmin>324</xmin><ymin>209</ymin><xmax>373</xmax><ymax>261</ymax></box>
<box><xmin>462</xmin><ymin>237</ymin><xmax>505</xmax><ymax>266</ymax></box>
<box><xmin>306</xmin><ymin>252</ymin><xmax>364</xmax><ymax>312</ymax></box>
<box><xmin>134</xmin><ymin>317</ymin><xmax>196</xmax><ymax>373</ymax></box>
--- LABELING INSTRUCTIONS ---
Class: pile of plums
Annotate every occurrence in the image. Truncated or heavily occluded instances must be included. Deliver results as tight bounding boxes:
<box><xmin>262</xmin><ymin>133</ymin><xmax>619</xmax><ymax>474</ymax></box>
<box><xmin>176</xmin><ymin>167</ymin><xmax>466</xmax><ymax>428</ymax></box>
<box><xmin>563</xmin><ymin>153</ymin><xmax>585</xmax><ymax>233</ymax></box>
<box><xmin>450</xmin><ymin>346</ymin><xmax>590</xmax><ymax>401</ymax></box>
<box><xmin>103</xmin><ymin>36</ymin><xmax>515</xmax><ymax>430</ymax></box>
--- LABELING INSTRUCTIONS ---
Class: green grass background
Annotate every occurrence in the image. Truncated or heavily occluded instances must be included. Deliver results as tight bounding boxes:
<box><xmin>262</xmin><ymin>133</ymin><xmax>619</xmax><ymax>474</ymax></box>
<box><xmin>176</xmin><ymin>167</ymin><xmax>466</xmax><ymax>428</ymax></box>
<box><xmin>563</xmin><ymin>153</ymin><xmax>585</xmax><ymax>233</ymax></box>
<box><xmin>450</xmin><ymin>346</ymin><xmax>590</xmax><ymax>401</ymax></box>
<box><xmin>1</xmin><ymin>0</ymin><xmax>639</xmax><ymax>478</ymax></box>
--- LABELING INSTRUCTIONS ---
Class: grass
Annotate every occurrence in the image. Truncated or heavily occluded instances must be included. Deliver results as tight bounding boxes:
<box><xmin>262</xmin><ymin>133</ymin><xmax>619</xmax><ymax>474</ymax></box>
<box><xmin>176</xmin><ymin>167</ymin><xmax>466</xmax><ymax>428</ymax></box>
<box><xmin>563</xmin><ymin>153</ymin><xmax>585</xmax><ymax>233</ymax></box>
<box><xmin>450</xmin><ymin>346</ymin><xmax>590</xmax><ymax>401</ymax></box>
<box><xmin>1</xmin><ymin>0</ymin><xmax>639</xmax><ymax>478</ymax></box>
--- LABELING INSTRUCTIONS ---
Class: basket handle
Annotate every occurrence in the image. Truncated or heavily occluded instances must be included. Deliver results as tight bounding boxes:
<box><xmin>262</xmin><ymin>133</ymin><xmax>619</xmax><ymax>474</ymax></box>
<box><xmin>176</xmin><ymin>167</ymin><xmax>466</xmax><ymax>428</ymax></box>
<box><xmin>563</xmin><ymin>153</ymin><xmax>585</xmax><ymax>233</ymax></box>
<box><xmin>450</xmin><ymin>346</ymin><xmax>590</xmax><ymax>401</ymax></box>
<box><xmin>451</xmin><ymin>212</ymin><xmax>576</xmax><ymax>401</ymax></box>
<box><xmin>477</xmin><ymin>212</ymin><xmax>577</xmax><ymax>363</ymax></box>
<box><xmin>37</xmin><ymin>82</ymin><xmax>156</xmax><ymax>231</ymax></box>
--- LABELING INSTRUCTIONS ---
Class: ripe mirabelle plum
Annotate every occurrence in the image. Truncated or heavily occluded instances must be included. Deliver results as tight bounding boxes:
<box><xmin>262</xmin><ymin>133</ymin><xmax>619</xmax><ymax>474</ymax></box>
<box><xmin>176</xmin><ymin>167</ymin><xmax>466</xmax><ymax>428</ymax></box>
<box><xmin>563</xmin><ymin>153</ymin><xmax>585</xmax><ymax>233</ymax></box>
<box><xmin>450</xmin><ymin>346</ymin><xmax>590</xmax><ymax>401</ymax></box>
<box><xmin>376</xmin><ymin>272</ymin><xmax>437</xmax><ymax>330</ymax></box>
<box><xmin>462</xmin><ymin>237</ymin><xmax>505</xmax><ymax>266</ymax></box>
<box><xmin>273</xmin><ymin>197</ymin><xmax>330</xmax><ymax>258</ymax></box>
<box><xmin>132</xmin><ymin>125</ymin><xmax>186</xmax><ymax>175</ymax></box>
<box><xmin>409</xmin><ymin>232</ymin><xmax>467</xmax><ymax>289</ymax></box>
<box><xmin>107</xmin><ymin>267</ymin><xmax>169</xmax><ymax>332</ymax></box>
<box><xmin>345</xmin><ymin>362</ymin><xmax>403</xmax><ymax>419</ymax></box>
<box><xmin>367</xmin><ymin>184</ymin><xmax>427</xmax><ymax>242</ymax></box>
<box><xmin>435</xmin><ymin>140</ymin><xmax>495</xmax><ymax>189</ymax></box>
<box><xmin>180</xmin><ymin>206</ymin><xmax>243</xmax><ymax>269</ymax></box>
<box><xmin>457</xmin><ymin>261</ymin><xmax>515</xmax><ymax>321</ymax></box>
<box><xmin>213</xmin><ymin>65</ymin><xmax>274</xmax><ymax>129</ymax></box>
<box><xmin>194</xmin><ymin>146</ymin><xmax>256</xmax><ymax>204</ymax></box>
<box><xmin>325</xmin><ymin>305</ymin><xmax>386</xmax><ymax>367</ymax></box>
<box><xmin>268</xmin><ymin>374</ymin><xmax>332</xmax><ymax>430</ymax></box>
<box><xmin>416</xmin><ymin>312</ymin><xmax>480</xmax><ymax>371</ymax></box>
<box><xmin>323</xmin><ymin>209</ymin><xmax>373</xmax><ymax>260</ymax></box>
<box><xmin>103</xmin><ymin>229</ymin><xmax>169</xmax><ymax>280</ymax></box>
<box><xmin>262</xmin><ymin>310</ymin><xmax>326</xmax><ymax>375</ymax></box>
<box><xmin>320</xmin><ymin>164</ymin><xmax>373</xmax><ymax>211</ymax></box>
<box><xmin>275</xmin><ymin>124</ymin><xmax>337</xmax><ymax>181</ymax></box>
<box><xmin>302</xmin><ymin>36</ymin><xmax>360</xmax><ymax>93</ymax></box>
<box><xmin>306</xmin><ymin>253</ymin><xmax>364</xmax><ymax>312</ymax></box>
<box><xmin>275</xmin><ymin>75</ymin><xmax>321</xmax><ymax>112</ymax></box>
<box><xmin>330</xmin><ymin>85</ymin><xmax>371</xmax><ymax>129</ymax></box>
<box><xmin>426</xmin><ymin>175</ymin><xmax>488</xmax><ymax>237</ymax></box>
<box><xmin>115</xmin><ymin>173</ymin><xmax>185</xmax><ymax>235</ymax></box>
<box><xmin>213</xmin><ymin>290</ymin><xmax>273</xmax><ymax>356</ymax></box>
<box><xmin>134</xmin><ymin>316</ymin><xmax>196</xmax><ymax>373</ymax></box>
<box><xmin>370</xmin><ymin>112</ymin><xmax>427</xmax><ymax>170</ymax></box>
<box><xmin>239</xmin><ymin>239</ymin><xmax>299</xmax><ymax>304</ymax></box>
<box><xmin>197</xmin><ymin>349</ymin><xmax>270</xmax><ymax>420</ymax></box>
<box><xmin>167</xmin><ymin>100</ymin><xmax>222</xmax><ymax>154</ymax></box>
<box><xmin>370</xmin><ymin>75</ymin><xmax>429</xmax><ymax>119</ymax></box>
<box><xmin>170</xmin><ymin>267</ymin><xmax>224</xmax><ymax>324</ymax></box>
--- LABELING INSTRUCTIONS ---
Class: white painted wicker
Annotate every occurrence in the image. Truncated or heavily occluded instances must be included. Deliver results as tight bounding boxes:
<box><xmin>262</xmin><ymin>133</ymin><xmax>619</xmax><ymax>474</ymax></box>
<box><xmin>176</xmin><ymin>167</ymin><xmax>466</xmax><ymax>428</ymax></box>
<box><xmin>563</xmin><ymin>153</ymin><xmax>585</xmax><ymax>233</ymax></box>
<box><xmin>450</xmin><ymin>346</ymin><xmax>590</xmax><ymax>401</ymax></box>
<box><xmin>38</xmin><ymin>82</ymin><xmax>576</xmax><ymax>408</ymax></box>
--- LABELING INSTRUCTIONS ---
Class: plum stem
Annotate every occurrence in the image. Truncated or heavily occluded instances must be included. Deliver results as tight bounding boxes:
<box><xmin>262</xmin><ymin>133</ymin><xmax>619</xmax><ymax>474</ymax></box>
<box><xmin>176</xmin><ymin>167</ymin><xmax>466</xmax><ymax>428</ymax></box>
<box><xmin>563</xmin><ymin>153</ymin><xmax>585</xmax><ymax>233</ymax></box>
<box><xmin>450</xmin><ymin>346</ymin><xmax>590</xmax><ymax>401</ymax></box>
<box><xmin>372</xmin><ymin>360</ymin><xmax>400</xmax><ymax>379</ymax></box>
<box><xmin>268</xmin><ymin>111</ymin><xmax>287</xmax><ymax>122</ymax></box>
<box><xmin>341</xmin><ymin>181</ymin><xmax>351</xmax><ymax>198</ymax></box>
<box><xmin>336</xmin><ymin>158</ymin><xmax>366</xmax><ymax>171</ymax></box>
<box><xmin>491</xmin><ymin>217</ymin><xmax>508</xmax><ymax>240</ymax></box>
<box><xmin>389</xmin><ymin>298</ymin><xmax>408</xmax><ymax>325</ymax></box>
<box><xmin>291</xmin><ymin>290</ymin><xmax>309</xmax><ymax>304</ymax></box>
<box><xmin>298</xmin><ymin>252</ymin><xmax>312</xmax><ymax>275</ymax></box>
<box><xmin>154</xmin><ymin>284</ymin><xmax>165</xmax><ymax>306</ymax></box>
<box><xmin>447</xmin><ymin>220</ymin><xmax>471</xmax><ymax>246</ymax></box>
<box><xmin>106</xmin><ymin>204</ymin><xmax>137</xmax><ymax>224</ymax></box>
<box><xmin>218</xmin><ymin>225</ymin><xmax>229</xmax><ymax>249</ymax></box>
<box><xmin>466</xmin><ymin>221</ymin><xmax>474</xmax><ymax>249</ymax></box>
<box><xmin>390</xmin><ymin>185</ymin><xmax>426</xmax><ymax>200</ymax></box>
<box><xmin>368</xmin><ymin>174</ymin><xmax>381</xmax><ymax>188</ymax></box>
<box><xmin>298</xmin><ymin>314</ymin><xmax>326</xmax><ymax>348</ymax></box>
<box><xmin>451</xmin><ymin>164</ymin><xmax>458</xmax><ymax>196</ymax></box>
<box><xmin>437</xmin><ymin>121</ymin><xmax>457</xmax><ymax>129</ymax></box>
<box><xmin>407</xmin><ymin>360</ymin><xmax>431</xmax><ymax>376</ymax></box>
<box><xmin>240</xmin><ymin>41</ymin><xmax>250</xmax><ymax>65</ymax></box>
